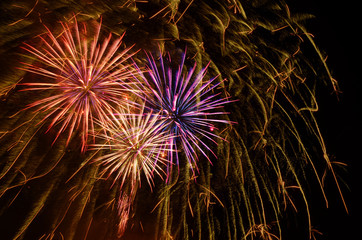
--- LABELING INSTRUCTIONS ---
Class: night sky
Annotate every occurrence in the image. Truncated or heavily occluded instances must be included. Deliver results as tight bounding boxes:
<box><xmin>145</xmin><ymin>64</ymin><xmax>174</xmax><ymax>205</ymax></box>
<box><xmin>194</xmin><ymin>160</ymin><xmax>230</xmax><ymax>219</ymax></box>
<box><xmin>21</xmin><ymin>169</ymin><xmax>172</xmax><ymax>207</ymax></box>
<box><xmin>0</xmin><ymin>0</ymin><xmax>359</xmax><ymax>239</ymax></box>
<box><xmin>297</xmin><ymin>0</ymin><xmax>360</xmax><ymax>239</ymax></box>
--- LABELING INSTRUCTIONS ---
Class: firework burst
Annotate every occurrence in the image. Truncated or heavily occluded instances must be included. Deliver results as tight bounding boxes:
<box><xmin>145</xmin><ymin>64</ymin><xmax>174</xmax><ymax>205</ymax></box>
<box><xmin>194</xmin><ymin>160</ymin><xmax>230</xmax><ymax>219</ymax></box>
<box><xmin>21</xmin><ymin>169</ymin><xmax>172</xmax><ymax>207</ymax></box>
<box><xmin>139</xmin><ymin>51</ymin><xmax>233</xmax><ymax>173</ymax></box>
<box><xmin>92</xmin><ymin>105</ymin><xmax>171</xmax><ymax>189</ymax></box>
<box><xmin>20</xmin><ymin>17</ymin><xmax>139</xmax><ymax>151</ymax></box>
<box><xmin>91</xmin><ymin>104</ymin><xmax>172</xmax><ymax>235</ymax></box>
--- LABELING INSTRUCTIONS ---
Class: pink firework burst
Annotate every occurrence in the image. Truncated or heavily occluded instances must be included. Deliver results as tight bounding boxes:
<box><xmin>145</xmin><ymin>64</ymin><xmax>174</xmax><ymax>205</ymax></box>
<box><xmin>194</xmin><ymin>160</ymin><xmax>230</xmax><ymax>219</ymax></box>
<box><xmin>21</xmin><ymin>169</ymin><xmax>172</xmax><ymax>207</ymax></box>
<box><xmin>20</xmin><ymin>17</ymin><xmax>139</xmax><ymax>151</ymax></box>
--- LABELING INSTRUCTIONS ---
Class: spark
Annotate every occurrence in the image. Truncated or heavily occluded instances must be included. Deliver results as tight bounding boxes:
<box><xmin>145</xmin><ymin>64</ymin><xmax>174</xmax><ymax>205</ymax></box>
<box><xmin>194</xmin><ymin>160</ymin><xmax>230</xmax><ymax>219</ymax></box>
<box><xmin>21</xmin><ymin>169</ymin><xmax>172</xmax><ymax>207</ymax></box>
<box><xmin>174</xmin><ymin>0</ymin><xmax>195</xmax><ymax>24</ymax></box>
<box><xmin>8</xmin><ymin>0</ymin><xmax>39</xmax><ymax>26</ymax></box>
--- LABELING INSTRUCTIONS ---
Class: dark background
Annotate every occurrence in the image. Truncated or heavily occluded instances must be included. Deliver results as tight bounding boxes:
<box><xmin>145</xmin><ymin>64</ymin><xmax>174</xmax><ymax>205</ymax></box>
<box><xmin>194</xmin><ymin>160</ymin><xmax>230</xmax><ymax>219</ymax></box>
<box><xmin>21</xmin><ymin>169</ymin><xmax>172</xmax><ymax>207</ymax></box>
<box><xmin>0</xmin><ymin>1</ymin><xmax>359</xmax><ymax>239</ymax></box>
<box><xmin>290</xmin><ymin>0</ymin><xmax>360</xmax><ymax>239</ymax></box>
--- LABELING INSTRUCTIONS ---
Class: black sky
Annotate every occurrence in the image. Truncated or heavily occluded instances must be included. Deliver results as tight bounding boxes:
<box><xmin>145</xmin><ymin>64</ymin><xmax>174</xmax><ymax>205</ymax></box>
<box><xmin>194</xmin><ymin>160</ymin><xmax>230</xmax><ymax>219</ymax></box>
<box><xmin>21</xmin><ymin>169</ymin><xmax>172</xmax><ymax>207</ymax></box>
<box><xmin>0</xmin><ymin>1</ymin><xmax>359</xmax><ymax>239</ymax></box>
<box><xmin>291</xmin><ymin>0</ymin><xmax>360</xmax><ymax>239</ymax></box>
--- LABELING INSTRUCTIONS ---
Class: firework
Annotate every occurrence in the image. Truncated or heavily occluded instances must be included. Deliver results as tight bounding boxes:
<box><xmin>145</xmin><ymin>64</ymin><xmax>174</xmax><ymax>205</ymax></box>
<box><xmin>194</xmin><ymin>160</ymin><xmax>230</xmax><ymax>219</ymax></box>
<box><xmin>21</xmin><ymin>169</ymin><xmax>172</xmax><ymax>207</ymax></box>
<box><xmin>91</xmin><ymin>104</ymin><xmax>172</xmax><ymax>235</ymax></box>
<box><xmin>92</xmin><ymin>105</ymin><xmax>171</xmax><ymax>189</ymax></box>
<box><xmin>0</xmin><ymin>1</ymin><xmax>349</xmax><ymax>239</ymax></box>
<box><xmin>20</xmin><ymin>17</ymin><xmax>139</xmax><ymax>151</ymax></box>
<box><xmin>139</xmin><ymin>51</ymin><xmax>233</xmax><ymax>173</ymax></box>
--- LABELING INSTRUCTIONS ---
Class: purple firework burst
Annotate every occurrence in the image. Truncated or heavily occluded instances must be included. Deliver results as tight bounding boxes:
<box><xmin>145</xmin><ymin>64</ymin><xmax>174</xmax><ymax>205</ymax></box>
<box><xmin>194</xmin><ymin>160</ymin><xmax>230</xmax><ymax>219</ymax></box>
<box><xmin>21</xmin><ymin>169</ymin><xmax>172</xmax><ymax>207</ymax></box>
<box><xmin>20</xmin><ymin>17</ymin><xmax>139</xmax><ymax>151</ymax></box>
<box><xmin>140</xmin><ymin>50</ymin><xmax>233</xmax><ymax>174</ymax></box>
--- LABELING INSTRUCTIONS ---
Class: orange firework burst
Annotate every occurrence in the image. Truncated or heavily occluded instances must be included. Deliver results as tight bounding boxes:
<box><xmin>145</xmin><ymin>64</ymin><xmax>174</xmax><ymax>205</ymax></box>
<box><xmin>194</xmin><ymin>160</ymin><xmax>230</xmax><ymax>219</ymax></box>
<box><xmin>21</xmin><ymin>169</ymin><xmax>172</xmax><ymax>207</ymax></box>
<box><xmin>20</xmin><ymin>17</ymin><xmax>139</xmax><ymax>151</ymax></box>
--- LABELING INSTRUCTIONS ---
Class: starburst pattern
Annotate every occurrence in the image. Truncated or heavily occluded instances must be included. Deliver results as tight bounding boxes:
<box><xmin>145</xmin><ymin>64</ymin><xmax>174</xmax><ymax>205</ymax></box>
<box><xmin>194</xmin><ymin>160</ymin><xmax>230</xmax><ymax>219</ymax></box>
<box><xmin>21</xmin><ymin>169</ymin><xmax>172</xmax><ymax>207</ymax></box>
<box><xmin>20</xmin><ymin>17</ymin><xmax>138</xmax><ymax>151</ymax></box>
<box><xmin>91</xmin><ymin>104</ymin><xmax>172</xmax><ymax>235</ymax></box>
<box><xmin>139</xmin><ymin>51</ymin><xmax>233</xmax><ymax>173</ymax></box>
<box><xmin>92</xmin><ymin>104</ymin><xmax>171</xmax><ymax>189</ymax></box>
